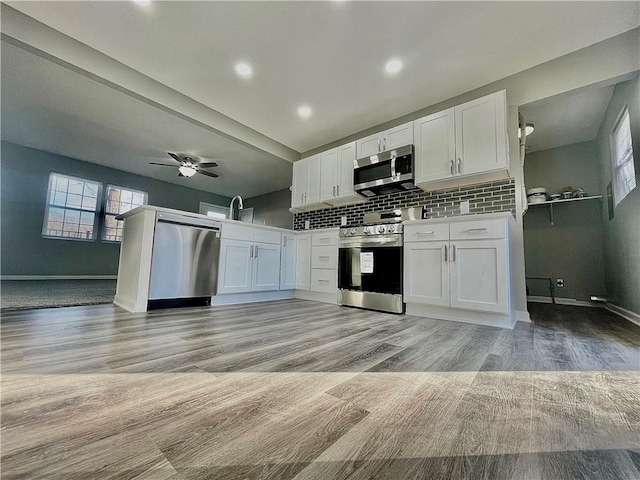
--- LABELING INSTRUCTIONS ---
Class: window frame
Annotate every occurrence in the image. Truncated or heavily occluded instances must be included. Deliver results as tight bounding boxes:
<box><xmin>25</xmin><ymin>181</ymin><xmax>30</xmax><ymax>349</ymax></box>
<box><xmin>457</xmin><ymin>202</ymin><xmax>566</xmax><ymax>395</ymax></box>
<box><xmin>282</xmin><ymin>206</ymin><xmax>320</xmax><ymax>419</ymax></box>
<box><xmin>102</xmin><ymin>184</ymin><xmax>148</xmax><ymax>243</ymax></box>
<box><xmin>610</xmin><ymin>105</ymin><xmax>636</xmax><ymax>207</ymax></box>
<box><xmin>199</xmin><ymin>202</ymin><xmax>229</xmax><ymax>219</ymax></box>
<box><xmin>42</xmin><ymin>172</ymin><xmax>103</xmax><ymax>242</ymax></box>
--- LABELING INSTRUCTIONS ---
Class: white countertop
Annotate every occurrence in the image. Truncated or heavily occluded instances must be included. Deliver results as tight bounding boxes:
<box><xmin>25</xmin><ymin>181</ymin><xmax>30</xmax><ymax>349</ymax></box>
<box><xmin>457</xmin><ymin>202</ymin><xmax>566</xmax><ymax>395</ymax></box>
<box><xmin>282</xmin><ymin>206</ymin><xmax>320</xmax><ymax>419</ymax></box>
<box><xmin>117</xmin><ymin>205</ymin><xmax>295</xmax><ymax>234</ymax></box>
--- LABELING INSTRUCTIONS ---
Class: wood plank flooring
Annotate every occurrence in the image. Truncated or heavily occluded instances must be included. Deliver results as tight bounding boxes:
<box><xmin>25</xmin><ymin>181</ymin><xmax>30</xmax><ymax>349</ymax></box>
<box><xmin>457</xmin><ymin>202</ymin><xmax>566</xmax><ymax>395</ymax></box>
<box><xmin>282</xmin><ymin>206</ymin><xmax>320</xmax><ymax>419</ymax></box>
<box><xmin>1</xmin><ymin>300</ymin><xmax>639</xmax><ymax>479</ymax></box>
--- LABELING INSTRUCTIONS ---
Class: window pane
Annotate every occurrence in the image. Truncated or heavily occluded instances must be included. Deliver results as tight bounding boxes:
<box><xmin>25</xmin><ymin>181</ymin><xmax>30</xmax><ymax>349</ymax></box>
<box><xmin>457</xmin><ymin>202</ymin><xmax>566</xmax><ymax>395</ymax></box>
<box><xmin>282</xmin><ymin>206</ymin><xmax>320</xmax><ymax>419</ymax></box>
<box><xmin>132</xmin><ymin>192</ymin><xmax>145</xmax><ymax>205</ymax></box>
<box><xmin>102</xmin><ymin>186</ymin><xmax>147</xmax><ymax>241</ymax></box>
<box><xmin>612</xmin><ymin>108</ymin><xmax>636</xmax><ymax>206</ymax></box>
<box><xmin>55</xmin><ymin>177</ymin><xmax>69</xmax><ymax>192</ymax></box>
<box><xmin>81</xmin><ymin>195</ymin><xmax>97</xmax><ymax>210</ymax></box>
<box><xmin>120</xmin><ymin>190</ymin><xmax>132</xmax><ymax>203</ymax></box>
<box><xmin>53</xmin><ymin>191</ymin><xmax>67</xmax><ymax>206</ymax></box>
<box><xmin>66</xmin><ymin>193</ymin><xmax>83</xmax><ymax>208</ymax></box>
<box><xmin>83</xmin><ymin>183</ymin><xmax>99</xmax><ymax>198</ymax></box>
<box><xmin>68</xmin><ymin>180</ymin><xmax>84</xmax><ymax>195</ymax></box>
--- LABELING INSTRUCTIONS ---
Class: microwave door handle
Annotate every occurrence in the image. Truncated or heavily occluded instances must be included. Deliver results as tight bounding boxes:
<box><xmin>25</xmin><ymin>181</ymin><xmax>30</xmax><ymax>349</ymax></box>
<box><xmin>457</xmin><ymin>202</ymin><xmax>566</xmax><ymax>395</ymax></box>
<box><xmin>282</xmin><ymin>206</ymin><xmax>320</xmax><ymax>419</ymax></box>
<box><xmin>390</xmin><ymin>156</ymin><xmax>397</xmax><ymax>180</ymax></box>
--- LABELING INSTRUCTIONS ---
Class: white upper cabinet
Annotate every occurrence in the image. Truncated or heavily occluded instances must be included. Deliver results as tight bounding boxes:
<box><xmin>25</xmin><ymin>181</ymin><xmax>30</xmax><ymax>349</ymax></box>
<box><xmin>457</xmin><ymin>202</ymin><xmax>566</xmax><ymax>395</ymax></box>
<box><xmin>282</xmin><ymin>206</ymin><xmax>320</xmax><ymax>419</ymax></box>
<box><xmin>356</xmin><ymin>122</ymin><xmax>413</xmax><ymax>158</ymax></box>
<box><xmin>291</xmin><ymin>154</ymin><xmax>321</xmax><ymax>210</ymax></box>
<box><xmin>319</xmin><ymin>148</ymin><xmax>338</xmax><ymax>201</ymax></box>
<box><xmin>335</xmin><ymin>142</ymin><xmax>358</xmax><ymax>202</ymax></box>
<box><xmin>319</xmin><ymin>141</ymin><xmax>359</xmax><ymax>205</ymax></box>
<box><xmin>414</xmin><ymin>90</ymin><xmax>509</xmax><ymax>190</ymax></box>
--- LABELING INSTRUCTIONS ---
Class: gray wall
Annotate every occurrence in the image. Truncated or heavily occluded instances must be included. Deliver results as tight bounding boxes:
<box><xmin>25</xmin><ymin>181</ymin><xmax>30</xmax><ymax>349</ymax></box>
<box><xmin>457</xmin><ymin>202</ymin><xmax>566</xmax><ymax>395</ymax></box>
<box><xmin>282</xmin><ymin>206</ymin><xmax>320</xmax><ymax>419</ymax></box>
<box><xmin>1</xmin><ymin>141</ymin><xmax>232</xmax><ymax>276</ymax></box>
<box><xmin>244</xmin><ymin>188</ymin><xmax>293</xmax><ymax>229</ymax></box>
<box><xmin>523</xmin><ymin>142</ymin><xmax>606</xmax><ymax>301</ymax></box>
<box><xmin>596</xmin><ymin>76</ymin><xmax>640</xmax><ymax>315</ymax></box>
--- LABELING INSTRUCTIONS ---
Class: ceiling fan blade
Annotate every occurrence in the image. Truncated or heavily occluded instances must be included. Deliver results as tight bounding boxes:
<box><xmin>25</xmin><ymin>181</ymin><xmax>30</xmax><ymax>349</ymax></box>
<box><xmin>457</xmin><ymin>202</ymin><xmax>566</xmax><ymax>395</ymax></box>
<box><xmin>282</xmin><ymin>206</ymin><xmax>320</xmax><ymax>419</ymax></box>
<box><xmin>197</xmin><ymin>169</ymin><xmax>219</xmax><ymax>178</ymax></box>
<box><xmin>167</xmin><ymin>152</ymin><xmax>183</xmax><ymax>163</ymax></box>
<box><xmin>178</xmin><ymin>171</ymin><xmax>185</xmax><ymax>177</ymax></box>
<box><xmin>150</xmin><ymin>162</ymin><xmax>178</xmax><ymax>167</ymax></box>
<box><xmin>196</xmin><ymin>162</ymin><xmax>219</xmax><ymax>168</ymax></box>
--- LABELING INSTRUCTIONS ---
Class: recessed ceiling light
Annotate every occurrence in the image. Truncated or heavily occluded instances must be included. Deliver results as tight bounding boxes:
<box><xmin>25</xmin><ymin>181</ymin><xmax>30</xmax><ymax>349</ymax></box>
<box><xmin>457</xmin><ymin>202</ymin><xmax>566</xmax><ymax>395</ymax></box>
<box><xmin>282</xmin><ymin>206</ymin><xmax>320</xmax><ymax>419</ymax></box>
<box><xmin>385</xmin><ymin>59</ymin><xmax>403</xmax><ymax>74</ymax></box>
<box><xmin>298</xmin><ymin>105</ymin><xmax>312</xmax><ymax>119</ymax></box>
<box><xmin>134</xmin><ymin>0</ymin><xmax>151</xmax><ymax>6</ymax></box>
<box><xmin>235</xmin><ymin>62</ymin><xmax>252</xmax><ymax>78</ymax></box>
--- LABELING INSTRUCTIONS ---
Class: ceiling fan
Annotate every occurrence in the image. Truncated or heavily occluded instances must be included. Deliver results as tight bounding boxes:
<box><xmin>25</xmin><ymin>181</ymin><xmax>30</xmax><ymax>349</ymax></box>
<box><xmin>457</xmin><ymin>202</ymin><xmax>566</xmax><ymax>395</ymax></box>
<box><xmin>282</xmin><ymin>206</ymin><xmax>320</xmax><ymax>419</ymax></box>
<box><xmin>149</xmin><ymin>152</ymin><xmax>219</xmax><ymax>178</ymax></box>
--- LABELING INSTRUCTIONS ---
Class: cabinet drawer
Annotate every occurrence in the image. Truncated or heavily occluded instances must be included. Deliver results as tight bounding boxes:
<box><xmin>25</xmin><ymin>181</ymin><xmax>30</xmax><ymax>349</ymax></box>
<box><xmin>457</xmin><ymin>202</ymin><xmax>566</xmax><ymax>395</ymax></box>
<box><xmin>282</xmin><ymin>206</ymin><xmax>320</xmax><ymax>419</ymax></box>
<box><xmin>253</xmin><ymin>228</ymin><xmax>281</xmax><ymax>245</ymax></box>
<box><xmin>312</xmin><ymin>231</ymin><xmax>338</xmax><ymax>246</ymax></box>
<box><xmin>221</xmin><ymin>222</ymin><xmax>254</xmax><ymax>241</ymax></box>
<box><xmin>311</xmin><ymin>245</ymin><xmax>338</xmax><ymax>269</ymax></box>
<box><xmin>311</xmin><ymin>268</ymin><xmax>337</xmax><ymax>293</ymax></box>
<box><xmin>450</xmin><ymin>219</ymin><xmax>507</xmax><ymax>240</ymax></box>
<box><xmin>404</xmin><ymin>223</ymin><xmax>450</xmax><ymax>242</ymax></box>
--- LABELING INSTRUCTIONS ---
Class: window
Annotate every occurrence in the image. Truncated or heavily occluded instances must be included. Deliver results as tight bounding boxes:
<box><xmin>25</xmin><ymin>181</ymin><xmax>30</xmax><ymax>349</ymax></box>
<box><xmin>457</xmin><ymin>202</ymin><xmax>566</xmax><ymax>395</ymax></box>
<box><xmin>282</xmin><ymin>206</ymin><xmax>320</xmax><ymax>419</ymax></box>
<box><xmin>42</xmin><ymin>173</ymin><xmax>102</xmax><ymax>240</ymax></box>
<box><xmin>199</xmin><ymin>202</ymin><xmax>228</xmax><ymax>219</ymax></box>
<box><xmin>103</xmin><ymin>185</ymin><xmax>148</xmax><ymax>242</ymax></box>
<box><xmin>611</xmin><ymin>107</ymin><xmax>636</xmax><ymax>206</ymax></box>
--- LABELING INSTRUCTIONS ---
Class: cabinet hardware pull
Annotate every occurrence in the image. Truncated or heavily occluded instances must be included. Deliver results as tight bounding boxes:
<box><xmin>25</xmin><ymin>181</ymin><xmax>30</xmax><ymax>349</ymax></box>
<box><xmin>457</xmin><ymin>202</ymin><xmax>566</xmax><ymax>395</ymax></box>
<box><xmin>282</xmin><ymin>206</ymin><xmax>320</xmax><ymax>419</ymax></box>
<box><xmin>383</xmin><ymin>138</ymin><xmax>386</xmax><ymax>151</ymax></box>
<box><xmin>466</xmin><ymin>228</ymin><xmax>488</xmax><ymax>232</ymax></box>
<box><xmin>283</xmin><ymin>237</ymin><xmax>287</xmax><ymax>247</ymax></box>
<box><xmin>417</xmin><ymin>230</ymin><xmax>434</xmax><ymax>235</ymax></box>
<box><xmin>457</xmin><ymin>158</ymin><xmax>462</xmax><ymax>174</ymax></box>
<box><xmin>443</xmin><ymin>245</ymin><xmax>448</xmax><ymax>262</ymax></box>
<box><xmin>377</xmin><ymin>138</ymin><xmax>381</xmax><ymax>152</ymax></box>
<box><xmin>254</xmin><ymin>245</ymin><xmax>258</xmax><ymax>257</ymax></box>
<box><xmin>249</xmin><ymin>245</ymin><xmax>254</xmax><ymax>258</ymax></box>
<box><xmin>451</xmin><ymin>245</ymin><xmax>456</xmax><ymax>262</ymax></box>
<box><xmin>318</xmin><ymin>279</ymin><xmax>329</xmax><ymax>283</ymax></box>
<box><xmin>450</xmin><ymin>159</ymin><xmax>455</xmax><ymax>175</ymax></box>
<box><xmin>319</xmin><ymin>255</ymin><xmax>330</xmax><ymax>259</ymax></box>
<box><xmin>336</xmin><ymin>185</ymin><xmax>339</xmax><ymax>196</ymax></box>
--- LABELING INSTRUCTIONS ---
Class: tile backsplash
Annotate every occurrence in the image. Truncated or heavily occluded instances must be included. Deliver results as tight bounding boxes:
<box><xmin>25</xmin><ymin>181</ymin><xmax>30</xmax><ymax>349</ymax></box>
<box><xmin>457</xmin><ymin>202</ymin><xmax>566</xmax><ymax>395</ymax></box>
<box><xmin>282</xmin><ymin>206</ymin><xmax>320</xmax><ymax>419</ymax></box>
<box><xmin>293</xmin><ymin>179</ymin><xmax>516</xmax><ymax>230</ymax></box>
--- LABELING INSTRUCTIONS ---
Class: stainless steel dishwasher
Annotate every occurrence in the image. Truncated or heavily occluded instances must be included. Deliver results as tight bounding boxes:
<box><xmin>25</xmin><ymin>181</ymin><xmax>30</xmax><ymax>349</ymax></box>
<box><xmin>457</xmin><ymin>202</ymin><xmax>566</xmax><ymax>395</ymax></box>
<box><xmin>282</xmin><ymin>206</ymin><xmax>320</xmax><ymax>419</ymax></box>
<box><xmin>148</xmin><ymin>212</ymin><xmax>222</xmax><ymax>305</ymax></box>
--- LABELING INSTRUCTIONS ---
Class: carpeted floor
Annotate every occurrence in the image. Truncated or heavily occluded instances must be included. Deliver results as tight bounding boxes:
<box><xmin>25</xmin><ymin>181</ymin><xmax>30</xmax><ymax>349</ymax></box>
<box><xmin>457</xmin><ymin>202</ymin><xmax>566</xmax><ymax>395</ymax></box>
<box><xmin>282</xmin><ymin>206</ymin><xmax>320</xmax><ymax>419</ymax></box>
<box><xmin>0</xmin><ymin>280</ymin><xmax>116</xmax><ymax>312</ymax></box>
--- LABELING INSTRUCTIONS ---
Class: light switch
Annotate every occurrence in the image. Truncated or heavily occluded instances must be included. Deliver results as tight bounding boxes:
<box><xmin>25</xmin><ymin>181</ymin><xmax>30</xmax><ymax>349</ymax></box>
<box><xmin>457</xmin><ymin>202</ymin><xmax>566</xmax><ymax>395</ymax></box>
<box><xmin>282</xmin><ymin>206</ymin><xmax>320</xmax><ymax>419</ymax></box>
<box><xmin>460</xmin><ymin>200</ymin><xmax>470</xmax><ymax>215</ymax></box>
<box><xmin>304</xmin><ymin>220</ymin><xmax>310</xmax><ymax>230</ymax></box>
<box><xmin>341</xmin><ymin>216</ymin><xmax>348</xmax><ymax>226</ymax></box>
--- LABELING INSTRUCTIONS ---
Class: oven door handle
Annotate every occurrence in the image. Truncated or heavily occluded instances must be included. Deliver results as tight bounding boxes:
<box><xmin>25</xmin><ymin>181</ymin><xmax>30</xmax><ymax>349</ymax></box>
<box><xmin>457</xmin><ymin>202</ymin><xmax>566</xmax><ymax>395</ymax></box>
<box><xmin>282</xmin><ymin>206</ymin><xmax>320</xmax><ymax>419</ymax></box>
<box><xmin>339</xmin><ymin>238</ymin><xmax>402</xmax><ymax>248</ymax></box>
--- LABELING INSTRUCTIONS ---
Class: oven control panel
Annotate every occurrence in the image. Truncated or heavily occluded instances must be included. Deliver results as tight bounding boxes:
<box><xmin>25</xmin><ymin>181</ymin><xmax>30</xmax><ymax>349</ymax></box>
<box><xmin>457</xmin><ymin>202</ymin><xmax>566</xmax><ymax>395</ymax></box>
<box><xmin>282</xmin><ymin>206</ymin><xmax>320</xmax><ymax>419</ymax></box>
<box><xmin>340</xmin><ymin>223</ymin><xmax>403</xmax><ymax>237</ymax></box>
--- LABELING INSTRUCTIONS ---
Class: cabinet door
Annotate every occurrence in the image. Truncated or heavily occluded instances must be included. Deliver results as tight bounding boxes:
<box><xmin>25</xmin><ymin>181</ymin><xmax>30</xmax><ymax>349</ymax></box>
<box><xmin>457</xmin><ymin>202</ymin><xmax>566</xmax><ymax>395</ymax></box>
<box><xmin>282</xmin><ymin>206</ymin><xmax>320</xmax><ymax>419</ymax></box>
<box><xmin>404</xmin><ymin>242</ymin><xmax>450</xmax><ymax>306</ymax></box>
<box><xmin>414</xmin><ymin>109</ymin><xmax>456</xmax><ymax>185</ymax></box>
<box><xmin>450</xmin><ymin>239</ymin><xmax>509</xmax><ymax>314</ymax></box>
<box><xmin>279</xmin><ymin>234</ymin><xmax>296</xmax><ymax>290</ymax></box>
<box><xmin>319</xmin><ymin>148</ymin><xmax>338</xmax><ymax>201</ymax></box>
<box><xmin>217</xmin><ymin>239</ymin><xmax>253</xmax><ymax>294</ymax></box>
<box><xmin>252</xmin><ymin>242</ymin><xmax>281</xmax><ymax>292</ymax></box>
<box><xmin>383</xmin><ymin>122</ymin><xmax>413</xmax><ymax>151</ymax></box>
<box><xmin>291</xmin><ymin>159</ymin><xmax>308</xmax><ymax>209</ymax></box>
<box><xmin>295</xmin><ymin>234</ymin><xmax>312</xmax><ymax>290</ymax></box>
<box><xmin>455</xmin><ymin>90</ymin><xmax>508</xmax><ymax>176</ymax></box>
<box><xmin>356</xmin><ymin>132</ymin><xmax>383</xmax><ymax>158</ymax></box>
<box><xmin>306</xmin><ymin>154</ymin><xmax>321</xmax><ymax>205</ymax></box>
<box><xmin>335</xmin><ymin>142</ymin><xmax>356</xmax><ymax>200</ymax></box>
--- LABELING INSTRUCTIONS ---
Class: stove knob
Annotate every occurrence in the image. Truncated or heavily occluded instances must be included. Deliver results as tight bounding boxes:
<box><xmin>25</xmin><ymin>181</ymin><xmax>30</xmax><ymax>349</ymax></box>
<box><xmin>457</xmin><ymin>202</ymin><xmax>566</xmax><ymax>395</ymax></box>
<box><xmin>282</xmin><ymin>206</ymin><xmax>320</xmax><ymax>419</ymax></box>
<box><xmin>350</xmin><ymin>228</ymin><xmax>357</xmax><ymax>236</ymax></box>
<box><xmin>377</xmin><ymin>225</ymin><xmax>386</xmax><ymax>234</ymax></box>
<box><xmin>387</xmin><ymin>224</ymin><xmax>396</xmax><ymax>233</ymax></box>
<box><xmin>363</xmin><ymin>226</ymin><xmax>372</xmax><ymax>235</ymax></box>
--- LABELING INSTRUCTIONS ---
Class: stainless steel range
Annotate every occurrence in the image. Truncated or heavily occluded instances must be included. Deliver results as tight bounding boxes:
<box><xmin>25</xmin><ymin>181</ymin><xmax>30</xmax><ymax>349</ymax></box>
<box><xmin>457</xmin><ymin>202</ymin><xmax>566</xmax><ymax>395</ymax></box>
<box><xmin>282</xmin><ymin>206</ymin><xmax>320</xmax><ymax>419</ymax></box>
<box><xmin>338</xmin><ymin>208</ymin><xmax>421</xmax><ymax>314</ymax></box>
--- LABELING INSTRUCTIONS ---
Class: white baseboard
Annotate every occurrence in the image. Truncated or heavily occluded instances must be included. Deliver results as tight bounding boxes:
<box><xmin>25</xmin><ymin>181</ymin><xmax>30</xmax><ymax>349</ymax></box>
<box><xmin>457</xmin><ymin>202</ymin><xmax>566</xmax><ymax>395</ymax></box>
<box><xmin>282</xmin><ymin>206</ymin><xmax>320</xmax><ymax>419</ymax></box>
<box><xmin>527</xmin><ymin>296</ymin><xmax>601</xmax><ymax>308</ymax></box>
<box><xmin>211</xmin><ymin>290</ymin><xmax>294</xmax><ymax>306</ymax></box>
<box><xmin>605</xmin><ymin>303</ymin><xmax>640</xmax><ymax>327</ymax></box>
<box><xmin>516</xmin><ymin>310</ymin><xmax>531</xmax><ymax>323</ymax></box>
<box><xmin>1</xmin><ymin>275</ymin><xmax>117</xmax><ymax>281</ymax></box>
<box><xmin>294</xmin><ymin>289</ymin><xmax>339</xmax><ymax>305</ymax></box>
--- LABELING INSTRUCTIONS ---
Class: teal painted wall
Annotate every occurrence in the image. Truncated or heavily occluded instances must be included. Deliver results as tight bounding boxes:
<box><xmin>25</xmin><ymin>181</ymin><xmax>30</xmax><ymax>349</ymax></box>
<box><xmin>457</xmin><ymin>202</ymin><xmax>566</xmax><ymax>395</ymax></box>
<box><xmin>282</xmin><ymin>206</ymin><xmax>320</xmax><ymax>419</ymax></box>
<box><xmin>1</xmin><ymin>141</ymin><xmax>232</xmax><ymax>276</ymax></box>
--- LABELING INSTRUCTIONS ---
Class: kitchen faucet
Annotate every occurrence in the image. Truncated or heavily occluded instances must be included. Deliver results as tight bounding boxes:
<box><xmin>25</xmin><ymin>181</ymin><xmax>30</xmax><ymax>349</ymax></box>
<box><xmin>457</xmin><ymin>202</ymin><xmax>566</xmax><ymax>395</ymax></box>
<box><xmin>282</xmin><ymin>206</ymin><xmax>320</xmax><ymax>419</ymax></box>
<box><xmin>229</xmin><ymin>195</ymin><xmax>244</xmax><ymax>220</ymax></box>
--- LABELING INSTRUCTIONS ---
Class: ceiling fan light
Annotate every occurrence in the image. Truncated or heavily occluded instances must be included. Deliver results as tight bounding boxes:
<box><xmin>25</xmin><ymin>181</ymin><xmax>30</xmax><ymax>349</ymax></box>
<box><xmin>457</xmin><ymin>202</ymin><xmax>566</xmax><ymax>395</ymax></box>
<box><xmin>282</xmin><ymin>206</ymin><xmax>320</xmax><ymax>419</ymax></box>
<box><xmin>179</xmin><ymin>165</ymin><xmax>197</xmax><ymax>177</ymax></box>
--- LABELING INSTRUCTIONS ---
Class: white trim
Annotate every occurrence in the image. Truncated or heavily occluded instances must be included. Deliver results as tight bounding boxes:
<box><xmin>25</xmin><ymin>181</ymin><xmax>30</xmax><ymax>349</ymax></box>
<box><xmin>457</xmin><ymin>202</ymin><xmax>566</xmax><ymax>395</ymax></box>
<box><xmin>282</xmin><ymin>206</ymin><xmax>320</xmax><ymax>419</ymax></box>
<box><xmin>211</xmin><ymin>290</ymin><xmax>294</xmax><ymax>306</ymax></box>
<box><xmin>405</xmin><ymin>303</ymin><xmax>516</xmax><ymax>329</ymax></box>
<box><xmin>1</xmin><ymin>275</ymin><xmax>117</xmax><ymax>280</ymax></box>
<box><xmin>294</xmin><ymin>289</ymin><xmax>339</xmax><ymax>305</ymax></box>
<box><xmin>527</xmin><ymin>296</ymin><xmax>601</xmax><ymax>307</ymax></box>
<box><xmin>606</xmin><ymin>303</ymin><xmax>640</xmax><ymax>327</ymax></box>
<box><xmin>516</xmin><ymin>310</ymin><xmax>531</xmax><ymax>323</ymax></box>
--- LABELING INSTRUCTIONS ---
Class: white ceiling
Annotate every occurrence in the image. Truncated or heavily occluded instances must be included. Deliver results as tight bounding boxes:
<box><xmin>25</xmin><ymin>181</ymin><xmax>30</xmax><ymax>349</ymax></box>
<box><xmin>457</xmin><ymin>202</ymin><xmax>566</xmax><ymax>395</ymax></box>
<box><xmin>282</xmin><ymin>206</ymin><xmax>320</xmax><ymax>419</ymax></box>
<box><xmin>519</xmin><ymin>85</ymin><xmax>616</xmax><ymax>153</ymax></box>
<box><xmin>2</xmin><ymin>1</ymin><xmax>639</xmax><ymax>197</ymax></box>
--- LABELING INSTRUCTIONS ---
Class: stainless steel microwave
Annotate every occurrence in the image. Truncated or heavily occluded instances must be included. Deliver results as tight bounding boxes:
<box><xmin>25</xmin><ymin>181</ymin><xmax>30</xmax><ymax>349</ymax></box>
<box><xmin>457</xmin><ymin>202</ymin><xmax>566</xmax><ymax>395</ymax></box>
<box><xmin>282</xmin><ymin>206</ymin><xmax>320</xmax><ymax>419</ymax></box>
<box><xmin>353</xmin><ymin>144</ymin><xmax>415</xmax><ymax>197</ymax></box>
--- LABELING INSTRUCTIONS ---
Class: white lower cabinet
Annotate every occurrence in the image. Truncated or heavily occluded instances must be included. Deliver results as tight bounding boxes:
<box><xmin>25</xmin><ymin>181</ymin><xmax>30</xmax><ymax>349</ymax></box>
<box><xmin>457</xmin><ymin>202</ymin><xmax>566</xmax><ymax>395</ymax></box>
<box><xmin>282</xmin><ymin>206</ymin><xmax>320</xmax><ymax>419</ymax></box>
<box><xmin>404</xmin><ymin>215</ymin><xmax>512</xmax><ymax>322</ymax></box>
<box><xmin>295</xmin><ymin>229</ymin><xmax>338</xmax><ymax>299</ymax></box>
<box><xmin>279</xmin><ymin>233</ymin><xmax>296</xmax><ymax>290</ymax></box>
<box><xmin>218</xmin><ymin>223</ymin><xmax>282</xmax><ymax>295</ymax></box>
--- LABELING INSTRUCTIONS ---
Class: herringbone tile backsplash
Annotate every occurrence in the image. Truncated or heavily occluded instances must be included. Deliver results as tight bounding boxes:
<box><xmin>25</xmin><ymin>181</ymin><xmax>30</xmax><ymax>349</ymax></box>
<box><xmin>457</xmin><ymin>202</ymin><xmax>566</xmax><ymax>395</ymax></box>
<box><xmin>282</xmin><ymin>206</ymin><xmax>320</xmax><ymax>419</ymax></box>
<box><xmin>293</xmin><ymin>178</ymin><xmax>516</xmax><ymax>230</ymax></box>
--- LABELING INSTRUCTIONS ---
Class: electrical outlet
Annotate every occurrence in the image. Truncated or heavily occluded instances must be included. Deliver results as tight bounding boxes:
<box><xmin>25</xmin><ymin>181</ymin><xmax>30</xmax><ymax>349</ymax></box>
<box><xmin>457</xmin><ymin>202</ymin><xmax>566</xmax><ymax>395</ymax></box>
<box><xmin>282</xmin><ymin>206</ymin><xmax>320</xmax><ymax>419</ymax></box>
<box><xmin>304</xmin><ymin>220</ymin><xmax>310</xmax><ymax>230</ymax></box>
<box><xmin>556</xmin><ymin>278</ymin><xmax>564</xmax><ymax>287</ymax></box>
<box><xmin>460</xmin><ymin>200</ymin><xmax>470</xmax><ymax>215</ymax></box>
<box><xmin>341</xmin><ymin>216</ymin><xmax>348</xmax><ymax>226</ymax></box>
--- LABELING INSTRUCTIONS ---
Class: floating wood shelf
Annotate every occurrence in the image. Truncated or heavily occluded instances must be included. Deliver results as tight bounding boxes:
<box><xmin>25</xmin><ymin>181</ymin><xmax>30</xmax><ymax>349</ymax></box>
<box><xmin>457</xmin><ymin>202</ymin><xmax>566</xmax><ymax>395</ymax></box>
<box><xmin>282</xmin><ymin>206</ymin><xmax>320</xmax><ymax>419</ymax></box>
<box><xmin>526</xmin><ymin>195</ymin><xmax>603</xmax><ymax>225</ymax></box>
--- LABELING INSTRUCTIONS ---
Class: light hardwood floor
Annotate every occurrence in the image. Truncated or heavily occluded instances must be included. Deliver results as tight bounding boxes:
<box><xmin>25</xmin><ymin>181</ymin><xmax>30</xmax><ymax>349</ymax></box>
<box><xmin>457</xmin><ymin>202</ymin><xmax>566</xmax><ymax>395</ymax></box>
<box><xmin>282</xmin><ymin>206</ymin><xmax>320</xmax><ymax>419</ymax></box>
<box><xmin>1</xmin><ymin>300</ymin><xmax>639</xmax><ymax>479</ymax></box>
